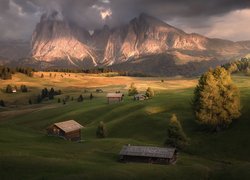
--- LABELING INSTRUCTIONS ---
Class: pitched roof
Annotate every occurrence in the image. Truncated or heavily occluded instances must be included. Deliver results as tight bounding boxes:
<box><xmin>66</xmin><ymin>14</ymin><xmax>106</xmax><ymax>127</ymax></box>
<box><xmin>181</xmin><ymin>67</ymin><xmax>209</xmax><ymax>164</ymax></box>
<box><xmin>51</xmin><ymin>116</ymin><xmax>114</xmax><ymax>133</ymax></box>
<box><xmin>119</xmin><ymin>145</ymin><xmax>176</xmax><ymax>159</ymax></box>
<box><xmin>106</xmin><ymin>93</ymin><xmax>123</xmax><ymax>98</ymax></box>
<box><xmin>54</xmin><ymin>120</ymin><xmax>83</xmax><ymax>133</ymax></box>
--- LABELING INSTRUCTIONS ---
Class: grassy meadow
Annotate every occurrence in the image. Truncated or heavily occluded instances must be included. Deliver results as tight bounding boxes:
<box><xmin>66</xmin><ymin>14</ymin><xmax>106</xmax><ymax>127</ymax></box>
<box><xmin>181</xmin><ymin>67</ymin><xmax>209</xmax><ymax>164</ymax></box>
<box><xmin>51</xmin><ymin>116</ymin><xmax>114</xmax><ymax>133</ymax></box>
<box><xmin>0</xmin><ymin>72</ymin><xmax>250</xmax><ymax>179</ymax></box>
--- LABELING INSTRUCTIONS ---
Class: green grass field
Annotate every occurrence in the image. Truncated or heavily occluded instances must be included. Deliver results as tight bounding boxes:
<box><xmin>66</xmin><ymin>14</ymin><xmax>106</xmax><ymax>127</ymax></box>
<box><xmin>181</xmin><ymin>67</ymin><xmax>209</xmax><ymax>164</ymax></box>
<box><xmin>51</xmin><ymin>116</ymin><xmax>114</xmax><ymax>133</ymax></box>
<box><xmin>0</xmin><ymin>73</ymin><xmax>250</xmax><ymax>179</ymax></box>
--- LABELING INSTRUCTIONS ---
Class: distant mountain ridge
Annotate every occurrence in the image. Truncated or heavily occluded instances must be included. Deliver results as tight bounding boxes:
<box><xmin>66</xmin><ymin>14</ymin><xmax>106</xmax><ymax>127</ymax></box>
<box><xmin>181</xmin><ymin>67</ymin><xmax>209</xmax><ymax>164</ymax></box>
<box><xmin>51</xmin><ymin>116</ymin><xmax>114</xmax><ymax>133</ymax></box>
<box><xmin>1</xmin><ymin>12</ymin><xmax>250</xmax><ymax>75</ymax></box>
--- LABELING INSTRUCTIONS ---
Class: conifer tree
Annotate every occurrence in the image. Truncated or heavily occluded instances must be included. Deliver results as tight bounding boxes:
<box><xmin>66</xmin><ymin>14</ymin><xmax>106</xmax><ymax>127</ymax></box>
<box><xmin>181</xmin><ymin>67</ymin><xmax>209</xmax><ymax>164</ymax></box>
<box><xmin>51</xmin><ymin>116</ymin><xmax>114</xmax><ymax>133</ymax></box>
<box><xmin>145</xmin><ymin>87</ymin><xmax>154</xmax><ymax>98</ymax></box>
<box><xmin>193</xmin><ymin>67</ymin><xmax>241</xmax><ymax>131</ymax></box>
<box><xmin>90</xmin><ymin>93</ymin><xmax>93</xmax><ymax>100</ymax></box>
<box><xmin>96</xmin><ymin>121</ymin><xmax>107</xmax><ymax>138</ymax></box>
<box><xmin>165</xmin><ymin>114</ymin><xmax>188</xmax><ymax>149</ymax></box>
<box><xmin>0</xmin><ymin>100</ymin><xmax>5</xmax><ymax>107</ymax></box>
<box><xmin>128</xmin><ymin>82</ymin><xmax>138</xmax><ymax>96</ymax></box>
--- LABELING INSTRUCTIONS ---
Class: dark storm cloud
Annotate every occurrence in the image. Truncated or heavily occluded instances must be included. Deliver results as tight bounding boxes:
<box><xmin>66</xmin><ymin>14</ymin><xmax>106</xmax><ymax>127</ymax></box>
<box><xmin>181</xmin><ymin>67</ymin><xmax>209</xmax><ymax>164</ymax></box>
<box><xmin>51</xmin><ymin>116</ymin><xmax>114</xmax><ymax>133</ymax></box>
<box><xmin>0</xmin><ymin>0</ymin><xmax>250</xmax><ymax>40</ymax></box>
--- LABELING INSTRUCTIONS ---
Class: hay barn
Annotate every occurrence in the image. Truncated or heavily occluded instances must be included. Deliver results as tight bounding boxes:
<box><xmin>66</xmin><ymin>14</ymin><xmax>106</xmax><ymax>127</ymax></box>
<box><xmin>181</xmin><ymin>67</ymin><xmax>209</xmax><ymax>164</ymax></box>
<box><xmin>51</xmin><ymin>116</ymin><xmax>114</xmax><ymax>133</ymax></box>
<box><xmin>119</xmin><ymin>145</ymin><xmax>177</xmax><ymax>164</ymax></box>
<box><xmin>47</xmin><ymin>120</ymin><xmax>83</xmax><ymax>141</ymax></box>
<box><xmin>106</xmin><ymin>93</ymin><xmax>123</xmax><ymax>104</ymax></box>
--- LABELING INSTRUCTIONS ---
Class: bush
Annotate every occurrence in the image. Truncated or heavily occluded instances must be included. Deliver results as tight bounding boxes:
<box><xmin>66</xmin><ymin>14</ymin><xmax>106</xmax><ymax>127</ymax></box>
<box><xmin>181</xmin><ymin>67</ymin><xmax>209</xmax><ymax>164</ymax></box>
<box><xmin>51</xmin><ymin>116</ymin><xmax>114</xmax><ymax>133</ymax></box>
<box><xmin>193</xmin><ymin>67</ymin><xmax>241</xmax><ymax>131</ymax></box>
<box><xmin>165</xmin><ymin>114</ymin><xmax>188</xmax><ymax>149</ymax></box>
<box><xmin>96</xmin><ymin>121</ymin><xmax>107</xmax><ymax>138</ymax></box>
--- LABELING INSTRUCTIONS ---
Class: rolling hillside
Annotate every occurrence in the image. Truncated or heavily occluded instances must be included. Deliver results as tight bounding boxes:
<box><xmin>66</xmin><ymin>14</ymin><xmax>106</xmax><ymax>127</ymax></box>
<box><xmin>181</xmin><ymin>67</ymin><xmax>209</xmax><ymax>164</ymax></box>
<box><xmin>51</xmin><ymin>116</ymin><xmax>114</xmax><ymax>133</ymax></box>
<box><xmin>0</xmin><ymin>73</ymin><xmax>250</xmax><ymax>179</ymax></box>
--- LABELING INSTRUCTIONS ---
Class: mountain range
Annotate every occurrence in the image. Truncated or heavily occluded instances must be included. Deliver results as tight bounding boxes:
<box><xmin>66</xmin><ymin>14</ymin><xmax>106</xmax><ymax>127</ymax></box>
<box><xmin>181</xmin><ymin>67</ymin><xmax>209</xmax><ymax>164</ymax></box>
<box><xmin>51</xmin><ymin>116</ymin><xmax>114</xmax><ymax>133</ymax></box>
<box><xmin>1</xmin><ymin>12</ymin><xmax>250</xmax><ymax>76</ymax></box>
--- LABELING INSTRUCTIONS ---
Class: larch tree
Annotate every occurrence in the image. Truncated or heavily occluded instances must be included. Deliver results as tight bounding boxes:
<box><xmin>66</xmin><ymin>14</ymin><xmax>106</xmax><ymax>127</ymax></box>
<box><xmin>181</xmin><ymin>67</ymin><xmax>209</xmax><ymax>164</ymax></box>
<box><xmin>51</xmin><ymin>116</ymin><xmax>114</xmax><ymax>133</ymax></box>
<box><xmin>193</xmin><ymin>67</ymin><xmax>241</xmax><ymax>131</ymax></box>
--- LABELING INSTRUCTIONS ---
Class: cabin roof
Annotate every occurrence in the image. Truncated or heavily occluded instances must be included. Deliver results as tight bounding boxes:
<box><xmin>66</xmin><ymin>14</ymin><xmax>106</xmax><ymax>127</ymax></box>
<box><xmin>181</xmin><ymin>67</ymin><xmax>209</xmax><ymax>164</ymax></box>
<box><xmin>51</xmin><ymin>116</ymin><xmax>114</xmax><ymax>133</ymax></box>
<box><xmin>106</xmin><ymin>93</ymin><xmax>123</xmax><ymax>98</ymax></box>
<box><xmin>54</xmin><ymin>120</ymin><xmax>83</xmax><ymax>133</ymax></box>
<box><xmin>119</xmin><ymin>145</ymin><xmax>176</xmax><ymax>159</ymax></box>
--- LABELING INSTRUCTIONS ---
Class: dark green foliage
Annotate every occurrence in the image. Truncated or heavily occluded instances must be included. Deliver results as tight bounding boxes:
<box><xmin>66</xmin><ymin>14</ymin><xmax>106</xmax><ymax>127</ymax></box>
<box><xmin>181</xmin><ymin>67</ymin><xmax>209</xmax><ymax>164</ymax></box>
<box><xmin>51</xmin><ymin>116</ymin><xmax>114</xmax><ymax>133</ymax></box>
<box><xmin>96</xmin><ymin>121</ymin><xmax>107</xmax><ymax>138</ymax></box>
<box><xmin>28</xmin><ymin>99</ymin><xmax>32</xmax><ymax>105</ymax></box>
<box><xmin>48</xmin><ymin>88</ymin><xmax>55</xmax><ymax>100</ymax></box>
<box><xmin>193</xmin><ymin>67</ymin><xmax>241</xmax><ymax>131</ymax></box>
<box><xmin>20</xmin><ymin>85</ymin><xmax>28</xmax><ymax>92</ymax></box>
<box><xmin>223</xmin><ymin>58</ymin><xmax>250</xmax><ymax>74</ymax></box>
<box><xmin>5</xmin><ymin>85</ymin><xmax>13</xmax><ymax>93</ymax></box>
<box><xmin>77</xmin><ymin>95</ymin><xmax>84</xmax><ymax>102</ymax></box>
<box><xmin>128</xmin><ymin>83</ymin><xmax>138</xmax><ymax>96</ymax></box>
<box><xmin>58</xmin><ymin>98</ymin><xmax>61</xmax><ymax>103</ymax></box>
<box><xmin>145</xmin><ymin>87</ymin><xmax>154</xmax><ymax>98</ymax></box>
<box><xmin>90</xmin><ymin>93</ymin><xmax>93</xmax><ymax>100</ymax></box>
<box><xmin>0</xmin><ymin>100</ymin><xmax>5</xmax><ymax>107</ymax></box>
<box><xmin>165</xmin><ymin>114</ymin><xmax>188</xmax><ymax>149</ymax></box>
<box><xmin>0</xmin><ymin>66</ymin><xmax>12</xmax><ymax>80</ymax></box>
<box><xmin>39</xmin><ymin>88</ymin><xmax>61</xmax><ymax>102</ymax></box>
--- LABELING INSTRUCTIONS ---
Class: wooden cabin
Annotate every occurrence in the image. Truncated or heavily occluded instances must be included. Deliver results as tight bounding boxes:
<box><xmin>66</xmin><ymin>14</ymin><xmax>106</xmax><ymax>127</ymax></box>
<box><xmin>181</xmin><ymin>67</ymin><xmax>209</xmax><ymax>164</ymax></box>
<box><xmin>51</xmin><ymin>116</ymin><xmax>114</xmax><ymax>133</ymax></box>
<box><xmin>106</xmin><ymin>93</ymin><xmax>123</xmax><ymax>104</ymax></box>
<box><xmin>134</xmin><ymin>94</ymin><xmax>147</xmax><ymax>101</ymax></box>
<box><xmin>119</xmin><ymin>145</ymin><xmax>177</xmax><ymax>164</ymax></box>
<box><xmin>47</xmin><ymin>120</ymin><xmax>83</xmax><ymax>141</ymax></box>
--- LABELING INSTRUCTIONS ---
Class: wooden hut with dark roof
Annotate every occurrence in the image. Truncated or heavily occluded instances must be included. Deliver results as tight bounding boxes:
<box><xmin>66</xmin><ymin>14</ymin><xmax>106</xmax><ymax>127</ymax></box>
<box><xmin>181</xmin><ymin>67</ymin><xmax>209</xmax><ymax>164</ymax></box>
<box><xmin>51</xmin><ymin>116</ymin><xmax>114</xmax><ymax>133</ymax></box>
<box><xmin>119</xmin><ymin>145</ymin><xmax>177</xmax><ymax>164</ymax></box>
<box><xmin>47</xmin><ymin>120</ymin><xmax>83</xmax><ymax>141</ymax></box>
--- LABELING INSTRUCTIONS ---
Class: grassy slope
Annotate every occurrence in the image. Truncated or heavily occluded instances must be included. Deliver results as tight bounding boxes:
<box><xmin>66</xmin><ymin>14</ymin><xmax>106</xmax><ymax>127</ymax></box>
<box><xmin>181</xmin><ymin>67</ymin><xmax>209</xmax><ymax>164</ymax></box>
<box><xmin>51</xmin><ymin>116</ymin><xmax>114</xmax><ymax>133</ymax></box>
<box><xmin>0</xmin><ymin>74</ymin><xmax>250</xmax><ymax>179</ymax></box>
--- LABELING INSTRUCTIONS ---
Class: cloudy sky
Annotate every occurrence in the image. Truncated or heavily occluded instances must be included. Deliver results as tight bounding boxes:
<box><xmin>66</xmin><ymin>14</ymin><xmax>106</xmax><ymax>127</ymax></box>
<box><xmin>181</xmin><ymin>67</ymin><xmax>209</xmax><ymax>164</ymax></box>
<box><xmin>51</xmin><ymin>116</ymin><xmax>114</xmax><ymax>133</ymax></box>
<box><xmin>0</xmin><ymin>0</ymin><xmax>250</xmax><ymax>41</ymax></box>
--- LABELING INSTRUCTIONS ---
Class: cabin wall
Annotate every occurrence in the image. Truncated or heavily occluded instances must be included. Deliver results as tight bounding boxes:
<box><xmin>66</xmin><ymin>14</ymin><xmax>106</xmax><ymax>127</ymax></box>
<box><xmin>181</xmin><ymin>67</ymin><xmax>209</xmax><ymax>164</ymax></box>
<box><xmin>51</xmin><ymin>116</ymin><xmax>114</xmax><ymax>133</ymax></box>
<box><xmin>120</xmin><ymin>155</ymin><xmax>173</xmax><ymax>164</ymax></box>
<box><xmin>107</xmin><ymin>97</ymin><xmax>122</xmax><ymax>104</ymax></box>
<box><xmin>47</xmin><ymin>126</ymin><xmax>81</xmax><ymax>141</ymax></box>
<box><xmin>65</xmin><ymin>130</ymin><xmax>81</xmax><ymax>141</ymax></box>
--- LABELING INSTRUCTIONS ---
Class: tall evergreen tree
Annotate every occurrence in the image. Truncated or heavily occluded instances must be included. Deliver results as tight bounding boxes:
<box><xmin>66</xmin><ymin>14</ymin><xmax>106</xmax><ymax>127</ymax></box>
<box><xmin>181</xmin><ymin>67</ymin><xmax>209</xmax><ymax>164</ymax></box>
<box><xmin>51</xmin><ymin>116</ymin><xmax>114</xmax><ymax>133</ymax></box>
<box><xmin>0</xmin><ymin>100</ymin><xmax>5</xmax><ymax>107</ymax></box>
<box><xmin>145</xmin><ymin>87</ymin><xmax>154</xmax><ymax>98</ymax></box>
<box><xmin>165</xmin><ymin>114</ymin><xmax>188</xmax><ymax>149</ymax></box>
<box><xmin>96</xmin><ymin>121</ymin><xmax>107</xmax><ymax>138</ymax></box>
<box><xmin>193</xmin><ymin>67</ymin><xmax>241</xmax><ymax>131</ymax></box>
<box><xmin>128</xmin><ymin>82</ymin><xmax>138</xmax><ymax>96</ymax></box>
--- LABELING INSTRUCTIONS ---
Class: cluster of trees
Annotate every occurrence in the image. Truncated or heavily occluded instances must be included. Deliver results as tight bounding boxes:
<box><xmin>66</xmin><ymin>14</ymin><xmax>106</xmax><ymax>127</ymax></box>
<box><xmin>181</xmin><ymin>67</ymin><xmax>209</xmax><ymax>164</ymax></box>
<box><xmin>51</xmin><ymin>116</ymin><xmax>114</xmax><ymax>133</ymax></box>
<box><xmin>37</xmin><ymin>88</ymin><xmax>62</xmax><ymax>103</ymax></box>
<box><xmin>0</xmin><ymin>66</ymin><xmax>34</xmax><ymax>80</ymax></box>
<box><xmin>128</xmin><ymin>83</ymin><xmax>155</xmax><ymax>98</ymax></box>
<box><xmin>223</xmin><ymin>58</ymin><xmax>250</xmax><ymax>75</ymax></box>
<box><xmin>0</xmin><ymin>66</ymin><xmax>13</xmax><ymax>80</ymax></box>
<box><xmin>15</xmin><ymin>67</ymin><xmax>34</xmax><ymax>77</ymax></box>
<box><xmin>193</xmin><ymin>67</ymin><xmax>241</xmax><ymax>131</ymax></box>
<box><xmin>5</xmin><ymin>84</ymin><xmax>28</xmax><ymax>93</ymax></box>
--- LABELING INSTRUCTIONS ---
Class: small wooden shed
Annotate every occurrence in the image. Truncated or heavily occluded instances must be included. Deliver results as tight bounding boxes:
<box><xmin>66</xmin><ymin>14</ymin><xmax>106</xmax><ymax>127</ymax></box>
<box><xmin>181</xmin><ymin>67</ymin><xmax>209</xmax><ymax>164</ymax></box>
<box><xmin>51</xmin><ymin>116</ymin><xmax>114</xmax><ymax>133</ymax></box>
<box><xmin>119</xmin><ymin>145</ymin><xmax>177</xmax><ymax>164</ymax></box>
<box><xmin>47</xmin><ymin>120</ymin><xmax>83</xmax><ymax>141</ymax></box>
<box><xmin>106</xmin><ymin>93</ymin><xmax>123</xmax><ymax>104</ymax></box>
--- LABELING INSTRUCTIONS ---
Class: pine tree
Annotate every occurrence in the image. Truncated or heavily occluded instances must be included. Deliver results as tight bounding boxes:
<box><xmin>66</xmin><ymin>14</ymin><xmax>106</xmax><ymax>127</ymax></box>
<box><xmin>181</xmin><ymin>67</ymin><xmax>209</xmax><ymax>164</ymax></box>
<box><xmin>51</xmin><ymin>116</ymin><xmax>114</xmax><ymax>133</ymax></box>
<box><xmin>165</xmin><ymin>114</ymin><xmax>188</xmax><ymax>149</ymax></box>
<box><xmin>90</xmin><ymin>93</ymin><xmax>93</xmax><ymax>100</ymax></box>
<box><xmin>193</xmin><ymin>67</ymin><xmax>241</xmax><ymax>131</ymax></box>
<box><xmin>58</xmin><ymin>98</ymin><xmax>61</xmax><ymax>103</ymax></box>
<box><xmin>28</xmin><ymin>99</ymin><xmax>32</xmax><ymax>105</ymax></box>
<box><xmin>96</xmin><ymin>121</ymin><xmax>107</xmax><ymax>138</ymax></box>
<box><xmin>0</xmin><ymin>100</ymin><xmax>5</xmax><ymax>107</ymax></box>
<box><xmin>145</xmin><ymin>87</ymin><xmax>154</xmax><ymax>98</ymax></box>
<box><xmin>128</xmin><ymin>82</ymin><xmax>138</xmax><ymax>96</ymax></box>
<box><xmin>77</xmin><ymin>95</ymin><xmax>84</xmax><ymax>102</ymax></box>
